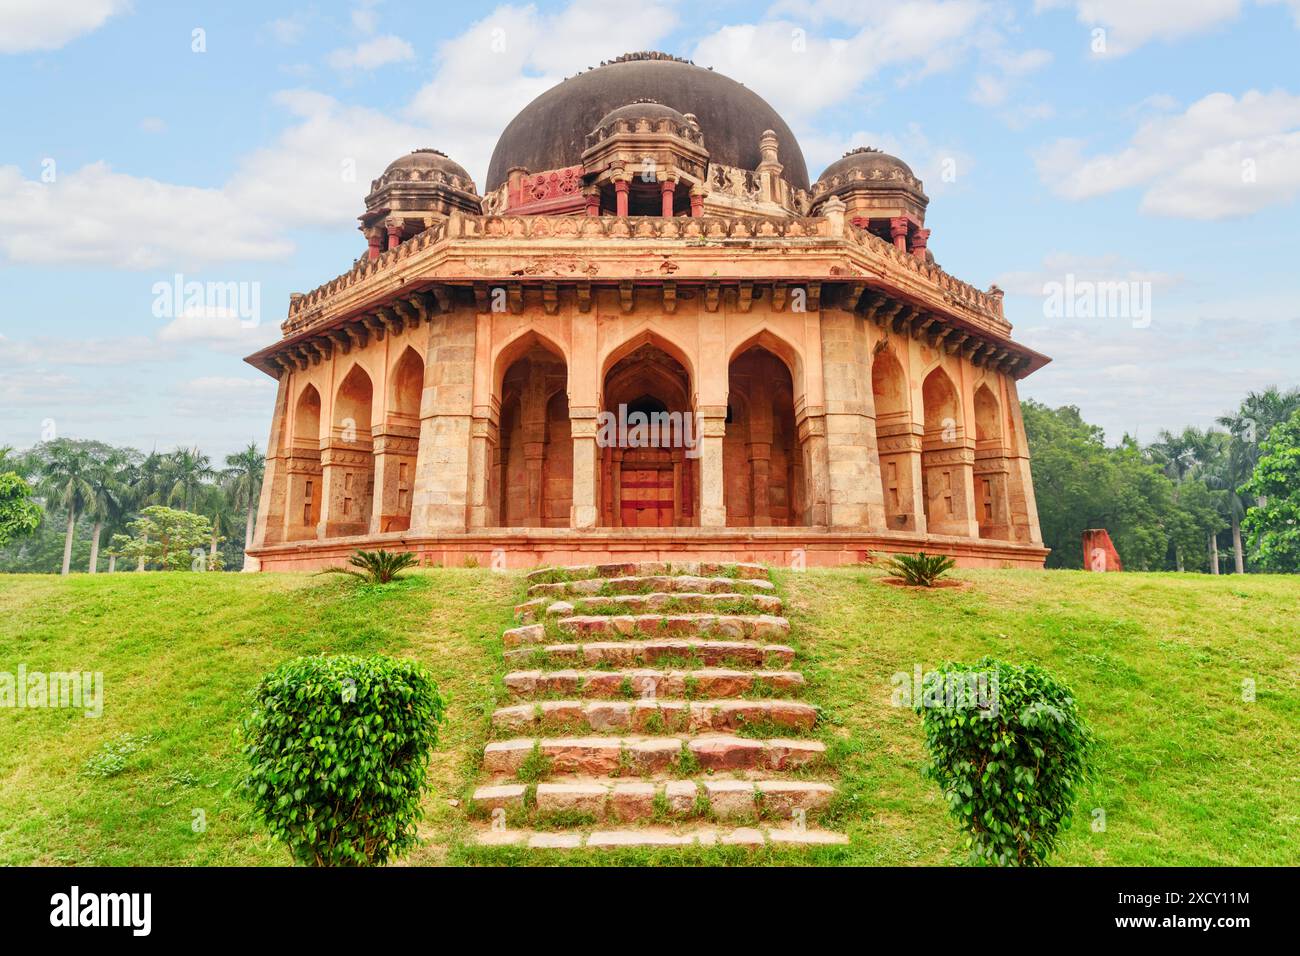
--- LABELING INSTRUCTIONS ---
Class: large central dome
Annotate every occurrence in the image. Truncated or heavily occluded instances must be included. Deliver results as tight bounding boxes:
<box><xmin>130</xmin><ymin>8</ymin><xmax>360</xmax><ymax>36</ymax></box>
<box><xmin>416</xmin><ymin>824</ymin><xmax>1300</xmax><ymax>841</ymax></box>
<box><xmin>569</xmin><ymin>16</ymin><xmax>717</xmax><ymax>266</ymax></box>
<box><xmin>486</xmin><ymin>52</ymin><xmax>809</xmax><ymax>193</ymax></box>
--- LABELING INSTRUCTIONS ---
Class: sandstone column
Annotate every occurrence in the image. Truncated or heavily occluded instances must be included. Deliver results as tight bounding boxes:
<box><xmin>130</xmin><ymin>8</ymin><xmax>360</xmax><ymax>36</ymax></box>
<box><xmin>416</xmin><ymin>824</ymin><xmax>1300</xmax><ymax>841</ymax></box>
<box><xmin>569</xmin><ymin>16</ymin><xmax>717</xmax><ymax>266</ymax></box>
<box><xmin>798</xmin><ymin>410</ymin><xmax>831</xmax><ymax>527</ymax></box>
<box><xmin>250</xmin><ymin>371</ymin><xmax>291</xmax><ymax>558</ymax></box>
<box><xmin>821</xmin><ymin>310</ymin><xmax>886</xmax><ymax>529</ymax></box>
<box><xmin>570</xmin><ymin>408</ymin><xmax>599</xmax><ymax>528</ymax></box>
<box><xmin>697</xmin><ymin>408</ymin><xmax>727</xmax><ymax>526</ymax></box>
<box><xmin>410</xmin><ymin>310</ymin><xmax>477</xmax><ymax>531</ymax></box>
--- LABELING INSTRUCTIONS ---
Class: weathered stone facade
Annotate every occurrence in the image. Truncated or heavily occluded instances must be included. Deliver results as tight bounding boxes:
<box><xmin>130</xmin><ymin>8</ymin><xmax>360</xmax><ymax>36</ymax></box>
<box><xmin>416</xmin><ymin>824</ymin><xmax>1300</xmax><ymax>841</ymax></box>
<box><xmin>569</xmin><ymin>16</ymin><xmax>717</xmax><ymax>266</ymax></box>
<box><xmin>246</xmin><ymin>53</ymin><xmax>1048</xmax><ymax>570</ymax></box>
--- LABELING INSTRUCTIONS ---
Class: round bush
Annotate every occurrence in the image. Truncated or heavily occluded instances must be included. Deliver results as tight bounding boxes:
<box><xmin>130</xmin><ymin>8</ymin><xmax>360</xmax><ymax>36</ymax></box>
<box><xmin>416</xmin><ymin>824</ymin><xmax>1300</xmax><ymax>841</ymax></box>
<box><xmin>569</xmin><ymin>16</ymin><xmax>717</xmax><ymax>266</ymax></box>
<box><xmin>915</xmin><ymin>656</ymin><xmax>1093</xmax><ymax>866</ymax></box>
<box><xmin>240</xmin><ymin>654</ymin><xmax>445</xmax><ymax>866</ymax></box>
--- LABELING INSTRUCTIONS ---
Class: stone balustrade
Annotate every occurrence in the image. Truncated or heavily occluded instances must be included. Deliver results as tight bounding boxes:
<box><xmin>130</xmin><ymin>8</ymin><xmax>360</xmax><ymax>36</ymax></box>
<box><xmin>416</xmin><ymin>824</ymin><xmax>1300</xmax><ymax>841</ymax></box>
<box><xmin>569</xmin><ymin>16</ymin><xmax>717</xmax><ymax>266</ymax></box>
<box><xmin>282</xmin><ymin>212</ymin><xmax>1007</xmax><ymax>335</ymax></box>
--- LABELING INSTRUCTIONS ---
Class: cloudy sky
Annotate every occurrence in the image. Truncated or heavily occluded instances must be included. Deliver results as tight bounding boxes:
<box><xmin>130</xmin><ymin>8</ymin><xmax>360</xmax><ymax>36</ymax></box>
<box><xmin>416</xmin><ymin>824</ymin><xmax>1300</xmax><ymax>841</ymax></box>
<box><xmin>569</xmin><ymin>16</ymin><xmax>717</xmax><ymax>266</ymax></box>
<box><xmin>2</xmin><ymin>0</ymin><xmax>1298</xmax><ymax>458</ymax></box>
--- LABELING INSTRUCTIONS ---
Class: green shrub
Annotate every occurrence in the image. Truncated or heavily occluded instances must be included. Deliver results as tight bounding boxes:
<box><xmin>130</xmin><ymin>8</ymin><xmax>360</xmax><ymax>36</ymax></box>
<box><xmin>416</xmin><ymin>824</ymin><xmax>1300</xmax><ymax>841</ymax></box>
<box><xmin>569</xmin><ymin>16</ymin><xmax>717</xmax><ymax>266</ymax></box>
<box><xmin>319</xmin><ymin>548</ymin><xmax>418</xmax><ymax>584</ymax></box>
<box><xmin>882</xmin><ymin>551</ymin><xmax>956</xmax><ymax>587</ymax></box>
<box><xmin>915</xmin><ymin>657</ymin><xmax>1093</xmax><ymax>866</ymax></box>
<box><xmin>240</xmin><ymin>654</ymin><xmax>445</xmax><ymax>866</ymax></box>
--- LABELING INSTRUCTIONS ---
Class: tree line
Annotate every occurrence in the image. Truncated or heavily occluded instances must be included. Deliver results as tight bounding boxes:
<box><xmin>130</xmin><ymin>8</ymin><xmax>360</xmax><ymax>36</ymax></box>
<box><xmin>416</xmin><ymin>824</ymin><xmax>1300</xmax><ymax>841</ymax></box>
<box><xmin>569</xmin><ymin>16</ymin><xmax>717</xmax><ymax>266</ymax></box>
<box><xmin>0</xmin><ymin>441</ymin><xmax>263</xmax><ymax>574</ymax></box>
<box><xmin>1024</xmin><ymin>385</ymin><xmax>1300</xmax><ymax>572</ymax></box>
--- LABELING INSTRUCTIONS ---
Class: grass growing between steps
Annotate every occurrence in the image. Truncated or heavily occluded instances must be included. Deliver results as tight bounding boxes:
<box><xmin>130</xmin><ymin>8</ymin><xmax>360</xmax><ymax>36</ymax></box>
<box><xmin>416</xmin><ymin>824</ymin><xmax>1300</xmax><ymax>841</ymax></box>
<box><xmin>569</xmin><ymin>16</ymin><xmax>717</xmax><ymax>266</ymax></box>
<box><xmin>2</xmin><ymin>565</ymin><xmax>1295</xmax><ymax>866</ymax></box>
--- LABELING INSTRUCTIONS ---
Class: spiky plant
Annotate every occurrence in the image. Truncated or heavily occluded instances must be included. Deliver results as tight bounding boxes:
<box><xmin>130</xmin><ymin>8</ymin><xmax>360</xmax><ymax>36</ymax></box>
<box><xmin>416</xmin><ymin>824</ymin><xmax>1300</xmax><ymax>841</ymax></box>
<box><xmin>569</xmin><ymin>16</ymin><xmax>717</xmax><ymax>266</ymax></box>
<box><xmin>319</xmin><ymin>548</ymin><xmax>419</xmax><ymax>584</ymax></box>
<box><xmin>883</xmin><ymin>551</ymin><xmax>956</xmax><ymax>587</ymax></box>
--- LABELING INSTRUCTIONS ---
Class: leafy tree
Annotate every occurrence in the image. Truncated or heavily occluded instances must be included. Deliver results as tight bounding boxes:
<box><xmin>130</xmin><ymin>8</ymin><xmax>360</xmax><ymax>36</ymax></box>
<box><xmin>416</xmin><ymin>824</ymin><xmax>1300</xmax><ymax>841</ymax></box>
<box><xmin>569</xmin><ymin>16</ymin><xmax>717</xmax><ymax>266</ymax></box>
<box><xmin>224</xmin><ymin>443</ymin><xmax>265</xmax><ymax>568</ymax></box>
<box><xmin>1240</xmin><ymin>409</ymin><xmax>1300</xmax><ymax>573</ymax></box>
<box><xmin>0</xmin><ymin>472</ymin><xmax>42</xmax><ymax>547</ymax></box>
<box><xmin>37</xmin><ymin>441</ymin><xmax>96</xmax><ymax>576</ymax></box>
<box><xmin>84</xmin><ymin>450</ymin><xmax>130</xmax><ymax>573</ymax></box>
<box><xmin>1217</xmin><ymin>386</ymin><xmax>1300</xmax><ymax>572</ymax></box>
<box><xmin>110</xmin><ymin>506</ymin><xmax>213</xmax><ymax>571</ymax></box>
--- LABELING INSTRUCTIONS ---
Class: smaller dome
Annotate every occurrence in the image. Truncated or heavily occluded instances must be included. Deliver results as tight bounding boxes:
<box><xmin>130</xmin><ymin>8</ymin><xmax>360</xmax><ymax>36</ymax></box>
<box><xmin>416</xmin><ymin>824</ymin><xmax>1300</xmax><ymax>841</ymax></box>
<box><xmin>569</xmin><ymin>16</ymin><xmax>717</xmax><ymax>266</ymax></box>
<box><xmin>595</xmin><ymin>98</ymin><xmax>690</xmax><ymax>130</ymax></box>
<box><xmin>586</xmin><ymin>99</ymin><xmax>704</xmax><ymax>150</ymax></box>
<box><xmin>813</xmin><ymin>146</ymin><xmax>926</xmax><ymax>202</ymax></box>
<box><xmin>377</xmin><ymin>148</ymin><xmax>476</xmax><ymax>194</ymax></box>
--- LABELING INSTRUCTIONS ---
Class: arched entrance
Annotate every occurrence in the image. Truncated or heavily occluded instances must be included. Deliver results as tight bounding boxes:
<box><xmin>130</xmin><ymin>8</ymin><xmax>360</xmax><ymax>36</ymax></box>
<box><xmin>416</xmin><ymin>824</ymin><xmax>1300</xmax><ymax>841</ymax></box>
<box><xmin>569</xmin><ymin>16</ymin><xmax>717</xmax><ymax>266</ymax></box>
<box><xmin>322</xmin><ymin>364</ymin><xmax>375</xmax><ymax>538</ymax></box>
<box><xmin>374</xmin><ymin>346</ymin><xmax>423</xmax><ymax>532</ymax></box>
<box><xmin>920</xmin><ymin>365</ymin><xmax>975</xmax><ymax>536</ymax></box>
<box><xmin>724</xmin><ymin>346</ymin><xmax>804</xmax><ymax>526</ymax></box>
<box><xmin>599</xmin><ymin>343</ymin><xmax>697</xmax><ymax>527</ymax></box>
<box><xmin>494</xmin><ymin>343</ymin><xmax>569</xmax><ymax>527</ymax></box>
<box><xmin>285</xmin><ymin>383</ymin><xmax>323</xmax><ymax>541</ymax></box>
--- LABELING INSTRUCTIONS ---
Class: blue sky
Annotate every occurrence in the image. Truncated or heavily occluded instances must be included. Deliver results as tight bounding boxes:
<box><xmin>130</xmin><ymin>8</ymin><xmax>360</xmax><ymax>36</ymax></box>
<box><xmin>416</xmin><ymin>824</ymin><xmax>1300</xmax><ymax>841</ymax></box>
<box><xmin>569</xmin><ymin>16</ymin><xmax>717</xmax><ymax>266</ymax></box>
<box><xmin>2</xmin><ymin>0</ymin><xmax>1298</xmax><ymax>459</ymax></box>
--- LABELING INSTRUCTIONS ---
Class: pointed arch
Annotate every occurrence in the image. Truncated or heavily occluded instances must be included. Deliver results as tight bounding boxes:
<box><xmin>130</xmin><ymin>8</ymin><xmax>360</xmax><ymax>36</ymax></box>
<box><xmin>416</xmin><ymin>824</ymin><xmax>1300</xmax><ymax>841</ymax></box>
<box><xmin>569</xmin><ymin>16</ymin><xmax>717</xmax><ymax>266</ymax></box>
<box><xmin>493</xmin><ymin>328</ymin><xmax>568</xmax><ymax>401</ymax></box>
<box><xmin>724</xmin><ymin>344</ymin><xmax>804</xmax><ymax>526</ymax></box>
<box><xmin>334</xmin><ymin>363</ymin><xmax>374</xmax><ymax>436</ymax></box>
<box><xmin>600</xmin><ymin>326</ymin><xmax>696</xmax><ymax>395</ymax></box>
<box><xmin>921</xmin><ymin>366</ymin><xmax>960</xmax><ymax>438</ymax></box>
<box><xmin>388</xmin><ymin>346</ymin><xmax>423</xmax><ymax>421</ymax></box>
<box><xmin>974</xmin><ymin>382</ymin><xmax>1001</xmax><ymax>443</ymax></box>
<box><xmin>292</xmin><ymin>384</ymin><xmax>322</xmax><ymax>448</ymax></box>
<box><xmin>871</xmin><ymin>347</ymin><xmax>908</xmax><ymax>418</ymax></box>
<box><xmin>727</xmin><ymin>327</ymin><xmax>805</xmax><ymax>402</ymax></box>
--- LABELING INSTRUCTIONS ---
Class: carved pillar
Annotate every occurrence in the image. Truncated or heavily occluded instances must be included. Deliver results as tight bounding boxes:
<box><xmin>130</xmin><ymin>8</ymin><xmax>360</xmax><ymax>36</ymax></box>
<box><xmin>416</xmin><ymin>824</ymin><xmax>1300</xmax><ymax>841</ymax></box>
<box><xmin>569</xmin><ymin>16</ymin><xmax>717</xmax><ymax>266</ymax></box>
<box><xmin>748</xmin><ymin>442</ymin><xmax>772</xmax><ymax>526</ymax></box>
<box><xmin>251</xmin><ymin>372</ymin><xmax>291</xmax><ymax>556</ymax></box>
<box><xmin>366</xmin><ymin>229</ymin><xmax>382</xmax><ymax>261</ymax></box>
<box><xmin>697</xmin><ymin>409</ymin><xmax>727</xmax><ymax>527</ymax></box>
<box><xmin>1003</xmin><ymin>377</ymin><xmax>1044</xmax><ymax>545</ymax></box>
<box><xmin>890</xmin><ymin>216</ymin><xmax>910</xmax><ymax>252</ymax></box>
<box><xmin>409</xmin><ymin>310</ymin><xmax>476</xmax><ymax>531</ymax></box>
<box><xmin>319</xmin><ymin>437</ymin><xmax>375</xmax><ymax>539</ymax></box>
<box><xmin>370</xmin><ymin>427</ymin><xmax>419</xmax><ymax>533</ymax></box>
<box><xmin>689</xmin><ymin>184</ymin><xmax>705</xmax><ymax>218</ymax></box>
<box><xmin>570</xmin><ymin>408</ymin><xmax>599</xmax><ymax>528</ymax></box>
<box><xmin>386</xmin><ymin>219</ymin><xmax>402</xmax><ymax>250</ymax></box>
<box><xmin>822</xmin><ymin>311</ymin><xmax>886</xmax><ymax>529</ymax></box>
<box><xmin>911</xmin><ymin>227</ymin><xmax>930</xmax><ymax>259</ymax></box>
<box><xmin>613</xmin><ymin>177</ymin><xmax>630</xmax><ymax>217</ymax></box>
<box><xmin>467</xmin><ymin>412</ymin><xmax>493</xmax><ymax>528</ymax></box>
<box><xmin>660</xmin><ymin>178</ymin><xmax>676</xmax><ymax>217</ymax></box>
<box><xmin>583</xmin><ymin>185</ymin><xmax>600</xmax><ymax>217</ymax></box>
<box><xmin>798</xmin><ymin>410</ymin><xmax>831</xmax><ymax>527</ymax></box>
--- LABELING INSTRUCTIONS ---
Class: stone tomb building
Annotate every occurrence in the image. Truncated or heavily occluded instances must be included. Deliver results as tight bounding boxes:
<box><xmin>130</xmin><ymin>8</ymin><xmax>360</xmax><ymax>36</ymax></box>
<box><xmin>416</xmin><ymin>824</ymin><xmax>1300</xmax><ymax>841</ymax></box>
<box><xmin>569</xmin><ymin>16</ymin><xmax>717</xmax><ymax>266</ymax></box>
<box><xmin>245</xmin><ymin>52</ymin><xmax>1049</xmax><ymax>570</ymax></box>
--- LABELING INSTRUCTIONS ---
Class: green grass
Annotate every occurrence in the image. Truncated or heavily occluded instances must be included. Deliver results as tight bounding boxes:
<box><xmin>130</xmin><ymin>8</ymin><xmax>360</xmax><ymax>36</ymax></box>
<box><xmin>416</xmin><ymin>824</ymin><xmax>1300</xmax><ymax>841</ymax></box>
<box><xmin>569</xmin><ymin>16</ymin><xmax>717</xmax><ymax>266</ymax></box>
<box><xmin>0</xmin><ymin>565</ymin><xmax>1295</xmax><ymax>866</ymax></box>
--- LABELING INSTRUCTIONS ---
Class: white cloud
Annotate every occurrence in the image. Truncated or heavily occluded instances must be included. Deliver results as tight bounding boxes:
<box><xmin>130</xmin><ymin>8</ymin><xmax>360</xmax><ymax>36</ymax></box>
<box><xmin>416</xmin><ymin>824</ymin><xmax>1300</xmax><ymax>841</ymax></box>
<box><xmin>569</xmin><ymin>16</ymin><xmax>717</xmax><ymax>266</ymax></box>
<box><xmin>1035</xmin><ymin>0</ymin><xmax>1242</xmax><ymax>56</ymax></box>
<box><xmin>0</xmin><ymin>163</ymin><xmax>292</xmax><ymax>269</ymax></box>
<box><xmin>169</xmin><ymin>377</ymin><xmax>278</xmax><ymax>418</ymax></box>
<box><xmin>406</xmin><ymin>0</ymin><xmax>679</xmax><ymax>185</ymax></box>
<box><xmin>139</xmin><ymin>116</ymin><xmax>166</xmax><ymax>133</ymax></box>
<box><xmin>995</xmin><ymin>252</ymin><xmax>1182</xmax><ymax>297</ymax></box>
<box><xmin>158</xmin><ymin>315</ymin><xmax>278</xmax><ymax>355</ymax></box>
<box><xmin>0</xmin><ymin>0</ymin><xmax>127</xmax><ymax>54</ymax></box>
<box><xmin>327</xmin><ymin>34</ymin><xmax>414</xmax><ymax>71</ymax></box>
<box><xmin>1035</xmin><ymin>89</ymin><xmax>1300</xmax><ymax>219</ymax></box>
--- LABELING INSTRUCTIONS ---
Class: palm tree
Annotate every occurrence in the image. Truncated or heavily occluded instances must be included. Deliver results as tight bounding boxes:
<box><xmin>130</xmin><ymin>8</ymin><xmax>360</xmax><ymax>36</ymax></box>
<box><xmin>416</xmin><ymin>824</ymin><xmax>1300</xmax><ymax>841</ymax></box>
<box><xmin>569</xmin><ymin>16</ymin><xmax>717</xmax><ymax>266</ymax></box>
<box><xmin>37</xmin><ymin>441</ymin><xmax>95</xmax><ymax>576</ymax></box>
<box><xmin>1148</xmin><ymin>426</ymin><xmax>1226</xmax><ymax>572</ymax></box>
<box><xmin>162</xmin><ymin>447</ymin><xmax>215</xmax><ymax>511</ymax></box>
<box><xmin>84</xmin><ymin>451</ymin><xmax>129</xmax><ymax>573</ymax></box>
<box><xmin>223</xmin><ymin>443</ymin><xmax>265</xmax><ymax>569</ymax></box>
<box><xmin>1216</xmin><ymin>388</ymin><xmax>1300</xmax><ymax>573</ymax></box>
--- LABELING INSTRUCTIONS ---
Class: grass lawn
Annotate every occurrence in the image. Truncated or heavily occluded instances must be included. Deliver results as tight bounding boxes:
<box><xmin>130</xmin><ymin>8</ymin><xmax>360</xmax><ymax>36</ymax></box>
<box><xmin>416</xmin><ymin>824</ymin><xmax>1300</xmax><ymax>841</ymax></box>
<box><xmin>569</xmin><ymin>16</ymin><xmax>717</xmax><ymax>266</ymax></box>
<box><xmin>0</xmin><ymin>566</ymin><xmax>1294</xmax><ymax>866</ymax></box>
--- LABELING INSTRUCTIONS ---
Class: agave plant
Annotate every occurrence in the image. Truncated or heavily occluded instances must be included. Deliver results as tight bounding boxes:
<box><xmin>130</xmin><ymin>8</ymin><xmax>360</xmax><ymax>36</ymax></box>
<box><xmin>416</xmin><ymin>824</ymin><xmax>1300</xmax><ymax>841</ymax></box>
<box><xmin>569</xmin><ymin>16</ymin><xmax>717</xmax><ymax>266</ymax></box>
<box><xmin>319</xmin><ymin>548</ymin><xmax>419</xmax><ymax>584</ymax></box>
<box><xmin>883</xmin><ymin>551</ymin><xmax>956</xmax><ymax>587</ymax></box>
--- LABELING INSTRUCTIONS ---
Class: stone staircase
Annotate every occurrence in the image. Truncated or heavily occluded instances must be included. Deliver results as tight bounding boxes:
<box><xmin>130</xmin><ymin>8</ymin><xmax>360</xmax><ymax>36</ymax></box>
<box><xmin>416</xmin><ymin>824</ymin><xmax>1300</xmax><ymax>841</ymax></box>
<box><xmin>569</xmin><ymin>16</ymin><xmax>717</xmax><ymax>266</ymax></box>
<box><xmin>469</xmin><ymin>561</ymin><xmax>847</xmax><ymax>851</ymax></box>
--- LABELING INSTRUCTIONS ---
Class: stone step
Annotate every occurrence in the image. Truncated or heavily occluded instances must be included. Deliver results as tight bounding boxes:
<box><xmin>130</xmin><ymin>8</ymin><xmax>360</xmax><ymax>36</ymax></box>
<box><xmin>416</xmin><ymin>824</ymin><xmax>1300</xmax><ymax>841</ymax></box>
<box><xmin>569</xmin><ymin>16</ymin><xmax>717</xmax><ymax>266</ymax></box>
<box><xmin>474</xmin><ymin>825</ymin><xmax>849</xmax><ymax>849</ymax></box>
<box><xmin>503</xmin><ymin>667</ymin><xmax>806</xmax><ymax>700</ymax></box>
<box><xmin>527</xmin><ymin>574</ymin><xmax>775</xmax><ymax>599</ymax></box>
<box><xmin>472</xmin><ymin>778</ymin><xmax>835</xmax><ymax>822</ymax></box>
<box><xmin>492</xmin><ymin>698</ymin><xmax>819</xmax><ymax>734</ymax></box>
<box><xmin>527</xmin><ymin>561</ymin><xmax>769</xmax><ymax>584</ymax></box>
<box><xmin>483</xmin><ymin>734</ymin><xmax>825</xmax><ymax>777</ymax></box>
<box><xmin>503</xmin><ymin>640</ymin><xmax>796</xmax><ymax>669</ymax></box>
<box><xmin>516</xmin><ymin>592</ymin><xmax>782</xmax><ymax>623</ymax></box>
<box><xmin>553</xmin><ymin>613</ymin><xmax>790</xmax><ymax>642</ymax></box>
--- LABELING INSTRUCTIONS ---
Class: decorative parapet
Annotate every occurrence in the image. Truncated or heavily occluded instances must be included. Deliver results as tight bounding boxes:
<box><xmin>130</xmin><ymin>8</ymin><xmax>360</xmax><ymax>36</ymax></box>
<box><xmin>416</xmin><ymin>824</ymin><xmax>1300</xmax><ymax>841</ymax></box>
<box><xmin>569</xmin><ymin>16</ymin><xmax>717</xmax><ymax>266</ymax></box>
<box><xmin>281</xmin><ymin>212</ymin><xmax>1007</xmax><ymax>335</ymax></box>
